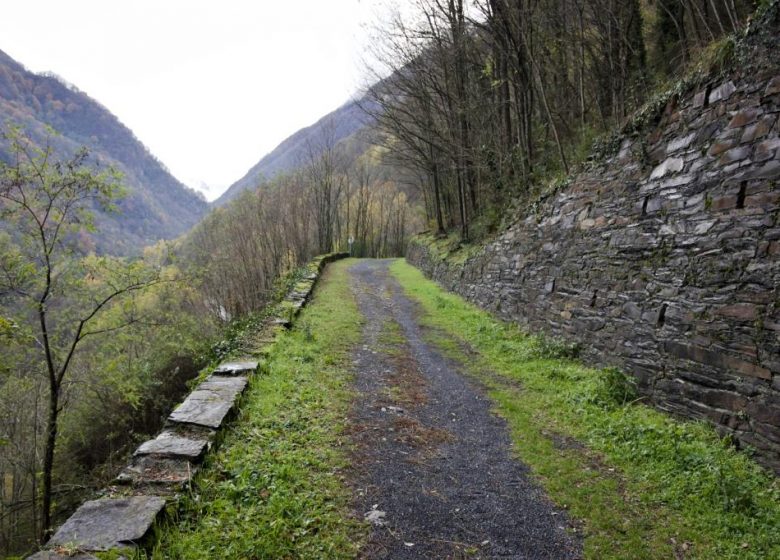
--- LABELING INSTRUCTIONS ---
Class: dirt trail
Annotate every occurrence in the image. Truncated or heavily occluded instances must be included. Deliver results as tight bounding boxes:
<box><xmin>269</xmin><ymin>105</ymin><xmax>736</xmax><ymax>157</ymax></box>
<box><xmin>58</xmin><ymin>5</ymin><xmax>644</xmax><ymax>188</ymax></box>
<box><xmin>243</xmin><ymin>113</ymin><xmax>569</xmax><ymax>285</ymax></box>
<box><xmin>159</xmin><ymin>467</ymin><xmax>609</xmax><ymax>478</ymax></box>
<box><xmin>347</xmin><ymin>259</ymin><xmax>581</xmax><ymax>559</ymax></box>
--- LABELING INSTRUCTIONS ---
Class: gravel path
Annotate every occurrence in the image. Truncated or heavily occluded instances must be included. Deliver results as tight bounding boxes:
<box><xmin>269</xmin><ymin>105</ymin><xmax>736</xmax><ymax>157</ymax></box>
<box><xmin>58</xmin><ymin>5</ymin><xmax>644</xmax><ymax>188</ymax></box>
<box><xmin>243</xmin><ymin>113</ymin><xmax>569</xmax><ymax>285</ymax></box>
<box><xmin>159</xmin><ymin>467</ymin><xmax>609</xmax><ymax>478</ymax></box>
<box><xmin>347</xmin><ymin>259</ymin><xmax>581</xmax><ymax>559</ymax></box>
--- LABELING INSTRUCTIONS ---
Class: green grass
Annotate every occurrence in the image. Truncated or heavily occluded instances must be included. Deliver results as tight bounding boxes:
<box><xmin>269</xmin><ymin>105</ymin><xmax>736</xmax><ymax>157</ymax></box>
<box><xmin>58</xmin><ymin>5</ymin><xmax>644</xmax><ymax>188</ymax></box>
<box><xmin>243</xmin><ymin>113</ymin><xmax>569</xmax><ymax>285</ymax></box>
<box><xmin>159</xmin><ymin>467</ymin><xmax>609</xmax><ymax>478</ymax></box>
<box><xmin>389</xmin><ymin>259</ymin><xmax>780</xmax><ymax>560</ymax></box>
<box><xmin>414</xmin><ymin>231</ymin><xmax>484</xmax><ymax>265</ymax></box>
<box><xmin>152</xmin><ymin>259</ymin><xmax>366</xmax><ymax>559</ymax></box>
<box><xmin>377</xmin><ymin>316</ymin><xmax>405</xmax><ymax>351</ymax></box>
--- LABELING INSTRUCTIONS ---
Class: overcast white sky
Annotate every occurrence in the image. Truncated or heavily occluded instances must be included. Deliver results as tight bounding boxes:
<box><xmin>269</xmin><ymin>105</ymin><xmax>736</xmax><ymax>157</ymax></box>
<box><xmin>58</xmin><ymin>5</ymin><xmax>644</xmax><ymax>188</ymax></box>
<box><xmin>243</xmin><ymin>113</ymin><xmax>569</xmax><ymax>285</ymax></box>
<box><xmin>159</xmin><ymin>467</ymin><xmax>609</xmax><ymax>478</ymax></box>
<box><xmin>0</xmin><ymin>0</ymin><xmax>391</xmax><ymax>200</ymax></box>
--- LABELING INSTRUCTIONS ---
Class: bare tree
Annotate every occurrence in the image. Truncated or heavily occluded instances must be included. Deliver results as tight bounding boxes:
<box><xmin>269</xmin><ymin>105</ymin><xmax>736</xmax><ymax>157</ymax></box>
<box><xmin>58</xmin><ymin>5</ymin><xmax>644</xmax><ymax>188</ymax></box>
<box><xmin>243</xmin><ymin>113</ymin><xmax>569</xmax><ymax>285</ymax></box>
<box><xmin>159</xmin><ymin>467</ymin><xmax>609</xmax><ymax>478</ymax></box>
<box><xmin>305</xmin><ymin>119</ymin><xmax>347</xmax><ymax>254</ymax></box>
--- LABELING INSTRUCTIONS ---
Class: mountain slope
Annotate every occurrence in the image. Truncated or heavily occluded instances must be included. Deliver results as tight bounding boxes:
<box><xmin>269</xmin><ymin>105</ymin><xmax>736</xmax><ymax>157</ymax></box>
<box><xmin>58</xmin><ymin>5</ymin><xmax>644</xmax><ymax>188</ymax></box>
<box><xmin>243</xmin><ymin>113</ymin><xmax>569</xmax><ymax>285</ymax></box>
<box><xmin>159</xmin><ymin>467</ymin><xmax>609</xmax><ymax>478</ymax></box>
<box><xmin>215</xmin><ymin>97</ymin><xmax>376</xmax><ymax>206</ymax></box>
<box><xmin>0</xmin><ymin>48</ymin><xmax>208</xmax><ymax>254</ymax></box>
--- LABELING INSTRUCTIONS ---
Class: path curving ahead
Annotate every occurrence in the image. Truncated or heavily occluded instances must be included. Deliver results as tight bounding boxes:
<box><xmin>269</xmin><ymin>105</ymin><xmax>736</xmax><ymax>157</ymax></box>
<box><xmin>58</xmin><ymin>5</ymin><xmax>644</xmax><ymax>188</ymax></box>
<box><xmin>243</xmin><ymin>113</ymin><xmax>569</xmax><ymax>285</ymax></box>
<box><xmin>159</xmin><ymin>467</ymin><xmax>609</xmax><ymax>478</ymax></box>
<box><xmin>347</xmin><ymin>259</ymin><xmax>581</xmax><ymax>560</ymax></box>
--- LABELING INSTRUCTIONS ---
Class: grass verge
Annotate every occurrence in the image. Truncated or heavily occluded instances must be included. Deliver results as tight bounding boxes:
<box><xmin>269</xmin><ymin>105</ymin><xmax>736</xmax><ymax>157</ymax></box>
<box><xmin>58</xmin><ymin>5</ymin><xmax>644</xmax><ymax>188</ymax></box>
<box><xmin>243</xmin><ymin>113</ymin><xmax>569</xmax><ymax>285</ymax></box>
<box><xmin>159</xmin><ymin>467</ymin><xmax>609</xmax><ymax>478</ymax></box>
<box><xmin>390</xmin><ymin>259</ymin><xmax>780</xmax><ymax>560</ymax></box>
<box><xmin>152</xmin><ymin>259</ymin><xmax>365</xmax><ymax>559</ymax></box>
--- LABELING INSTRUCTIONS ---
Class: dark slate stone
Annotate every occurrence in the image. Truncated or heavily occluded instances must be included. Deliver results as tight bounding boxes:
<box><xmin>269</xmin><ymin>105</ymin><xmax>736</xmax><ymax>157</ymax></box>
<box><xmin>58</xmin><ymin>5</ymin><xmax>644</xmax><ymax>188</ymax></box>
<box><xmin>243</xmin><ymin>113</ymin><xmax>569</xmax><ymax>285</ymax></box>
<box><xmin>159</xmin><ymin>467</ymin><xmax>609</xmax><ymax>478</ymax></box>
<box><xmin>667</xmin><ymin>132</ymin><xmax>697</xmax><ymax>153</ymax></box>
<box><xmin>650</xmin><ymin>157</ymin><xmax>684</xmax><ymax>178</ymax></box>
<box><xmin>719</xmin><ymin>146</ymin><xmax>751</xmax><ymax>164</ymax></box>
<box><xmin>665</xmin><ymin>342</ymin><xmax>771</xmax><ymax>380</ymax></box>
<box><xmin>213</xmin><ymin>360</ymin><xmax>258</xmax><ymax>376</ymax></box>
<box><xmin>168</xmin><ymin>375</ymin><xmax>248</xmax><ymax>429</ymax></box>
<box><xmin>754</xmin><ymin>421</ymin><xmax>780</xmax><ymax>444</ymax></box>
<box><xmin>709</xmin><ymin>139</ymin><xmax>737</xmax><ymax>156</ymax></box>
<box><xmin>748</xmin><ymin>403</ymin><xmax>780</xmax><ymax>425</ymax></box>
<box><xmin>765</xmin><ymin>76</ymin><xmax>780</xmax><ymax>96</ymax></box>
<box><xmin>47</xmin><ymin>496</ymin><xmax>165</xmax><ymax>551</ymax></box>
<box><xmin>745</xmin><ymin>160</ymin><xmax>780</xmax><ymax>180</ymax></box>
<box><xmin>708</xmin><ymin>80</ymin><xmax>736</xmax><ymax>104</ymax></box>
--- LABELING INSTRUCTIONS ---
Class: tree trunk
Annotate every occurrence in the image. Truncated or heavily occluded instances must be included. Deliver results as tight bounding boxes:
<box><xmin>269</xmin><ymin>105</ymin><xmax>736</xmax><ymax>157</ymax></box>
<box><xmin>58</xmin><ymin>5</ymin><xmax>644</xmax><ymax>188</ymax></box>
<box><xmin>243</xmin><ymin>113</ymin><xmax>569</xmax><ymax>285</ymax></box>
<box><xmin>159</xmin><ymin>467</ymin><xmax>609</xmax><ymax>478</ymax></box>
<box><xmin>41</xmin><ymin>382</ymin><xmax>58</xmax><ymax>542</ymax></box>
<box><xmin>430</xmin><ymin>150</ymin><xmax>446</xmax><ymax>234</ymax></box>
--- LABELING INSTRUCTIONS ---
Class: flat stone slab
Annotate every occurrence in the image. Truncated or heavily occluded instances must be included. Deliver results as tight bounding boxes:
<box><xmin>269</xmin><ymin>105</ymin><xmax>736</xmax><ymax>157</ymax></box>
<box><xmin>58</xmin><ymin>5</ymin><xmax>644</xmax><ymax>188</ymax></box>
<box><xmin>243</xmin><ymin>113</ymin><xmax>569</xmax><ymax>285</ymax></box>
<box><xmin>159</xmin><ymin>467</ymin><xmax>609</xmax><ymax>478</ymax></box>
<box><xmin>134</xmin><ymin>431</ymin><xmax>209</xmax><ymax>460</ymax></box>
<box><xmin>168</xmin><ymin>375</ymin><xmax>248</xmax><ymax>429</ymax></box>
<box><xmin>213</xmin><ymin>360</ymin><xmax>258</xmax><ymax>375</ymax></box>
<box><xmin>28</xmin><ymin>553</ymin><xmax>101</xmax><ymax>560</ymax></box>
<box><xmin>288</xmin><ymin>290</ymin><xmax>309</xmax><ymax>299</ymax></box>
<box><xmin>117</xmin><ymin>456</ymin><xmax>198</xmax><ymax>485</ymax></box>
<box><xmin>47</xmin><ymin>496</ymin><xmax>165</xmax><ymax>551</ymax></box>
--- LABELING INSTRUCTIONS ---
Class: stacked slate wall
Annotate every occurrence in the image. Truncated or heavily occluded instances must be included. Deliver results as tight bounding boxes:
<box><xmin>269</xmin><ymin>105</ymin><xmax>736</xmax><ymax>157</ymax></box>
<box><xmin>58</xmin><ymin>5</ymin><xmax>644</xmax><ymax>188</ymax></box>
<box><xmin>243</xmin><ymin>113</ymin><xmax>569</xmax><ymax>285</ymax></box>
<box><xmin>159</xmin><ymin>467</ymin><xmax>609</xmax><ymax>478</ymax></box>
<box><xmin>407</xmin><ymin>16</ymin><xmax>780</xmax><ymax>473</ymax></box>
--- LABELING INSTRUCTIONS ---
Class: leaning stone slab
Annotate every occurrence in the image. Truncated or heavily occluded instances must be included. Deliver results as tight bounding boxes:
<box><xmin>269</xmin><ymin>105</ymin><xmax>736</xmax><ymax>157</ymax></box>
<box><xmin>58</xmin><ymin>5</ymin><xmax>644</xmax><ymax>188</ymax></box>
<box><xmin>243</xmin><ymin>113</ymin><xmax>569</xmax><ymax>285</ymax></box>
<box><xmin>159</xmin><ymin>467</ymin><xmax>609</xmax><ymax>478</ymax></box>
<box><xmin>272</xmin><ymin>317</ymin><xmax>292</xmax><ymax>329</ymax></box>
<box><xmin>214</xmin><ymin>360</ymin><xmax>258</xmax><ymax>376</ymax></box>
<box><xmin>134</xmin><ymin>431</ymin><xmax>209</xmax><ymax>460</ymax></box>
<box><xmin>117</xmin><ymin>456</ymin><xmax>198</xmax><ymax>486</ymax></box>
<box><xmin>288</xmin><ymin>290</ymin><xmax>309</xmax><ymax>299</ymax></box>
<box><xmin>167</xmin><ymin>375</ymin><xmax>248</xmax><ymax>429</ymax></box>
<box><xmin>46</xmin><ymin>496</ymin><xmax>165</xmax><ymax>551</ymax></box>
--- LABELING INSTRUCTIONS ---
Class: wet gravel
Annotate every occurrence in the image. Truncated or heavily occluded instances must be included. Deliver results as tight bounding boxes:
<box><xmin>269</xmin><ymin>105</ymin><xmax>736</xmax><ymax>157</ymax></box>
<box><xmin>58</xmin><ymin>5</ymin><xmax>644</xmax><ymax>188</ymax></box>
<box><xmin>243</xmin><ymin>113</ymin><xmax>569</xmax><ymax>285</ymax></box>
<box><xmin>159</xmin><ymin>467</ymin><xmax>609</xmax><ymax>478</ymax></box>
<box><xmin>347</xmin><ymin>259</ymin><xmax>581</xmax><ymax>559</ymax></box>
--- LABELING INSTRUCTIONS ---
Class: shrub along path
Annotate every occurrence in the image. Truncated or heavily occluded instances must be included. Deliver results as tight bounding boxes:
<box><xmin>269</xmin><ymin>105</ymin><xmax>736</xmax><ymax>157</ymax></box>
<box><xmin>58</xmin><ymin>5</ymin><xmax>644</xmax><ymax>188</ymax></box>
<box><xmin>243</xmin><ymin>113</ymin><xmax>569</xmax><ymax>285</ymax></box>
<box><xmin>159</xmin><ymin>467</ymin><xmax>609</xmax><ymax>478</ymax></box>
<box><xmin>347</xmin><ymin>259</ymin><xmax>580</xmax><ymax>559</ymax></box>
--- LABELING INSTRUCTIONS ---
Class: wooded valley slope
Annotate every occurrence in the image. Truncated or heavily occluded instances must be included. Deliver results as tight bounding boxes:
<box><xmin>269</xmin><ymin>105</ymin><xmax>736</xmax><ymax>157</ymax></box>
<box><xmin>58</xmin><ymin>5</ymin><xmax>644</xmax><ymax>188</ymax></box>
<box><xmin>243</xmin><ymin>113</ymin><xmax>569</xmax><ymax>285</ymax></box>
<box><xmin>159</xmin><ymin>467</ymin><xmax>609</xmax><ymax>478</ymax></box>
<box><xmin>0</xmin><ymin>48</ymin><xmax>208</xmax><ymax>254</ymax></box>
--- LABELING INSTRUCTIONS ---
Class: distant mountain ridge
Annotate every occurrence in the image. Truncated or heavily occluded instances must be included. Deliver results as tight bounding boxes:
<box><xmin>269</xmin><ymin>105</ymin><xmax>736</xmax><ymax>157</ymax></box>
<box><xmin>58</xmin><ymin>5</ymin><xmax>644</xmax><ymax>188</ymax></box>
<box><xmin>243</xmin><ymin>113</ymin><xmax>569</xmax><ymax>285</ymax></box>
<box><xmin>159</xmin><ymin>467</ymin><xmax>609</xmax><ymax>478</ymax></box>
<box><xmin>215</xmin><ymin>97</ymin><xmax>376</xmax><ymax>206</ymax></box>
<box><xmin>0</xmin><ymin>48</ymin><xmax>208</xmax><ymax>254</ymax></box>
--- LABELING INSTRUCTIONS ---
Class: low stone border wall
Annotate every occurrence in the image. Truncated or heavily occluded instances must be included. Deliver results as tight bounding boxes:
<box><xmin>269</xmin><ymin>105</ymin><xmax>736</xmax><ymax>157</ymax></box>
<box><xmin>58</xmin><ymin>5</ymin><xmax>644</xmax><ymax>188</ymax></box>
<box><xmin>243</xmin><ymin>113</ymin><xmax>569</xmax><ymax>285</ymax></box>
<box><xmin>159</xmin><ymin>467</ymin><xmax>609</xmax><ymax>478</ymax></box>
<box><xmin>28</xmin><ymin>252</ymin><xmax>349</xmax><ymax>559</ymax></box>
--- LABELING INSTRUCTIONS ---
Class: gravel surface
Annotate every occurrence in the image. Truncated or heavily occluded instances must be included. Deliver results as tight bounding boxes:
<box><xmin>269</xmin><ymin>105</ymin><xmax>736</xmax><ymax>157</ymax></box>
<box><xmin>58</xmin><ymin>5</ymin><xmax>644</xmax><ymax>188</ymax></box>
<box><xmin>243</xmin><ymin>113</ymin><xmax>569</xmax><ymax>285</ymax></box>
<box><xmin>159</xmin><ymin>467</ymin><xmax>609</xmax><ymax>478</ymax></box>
<box><xmin>347</xmin><ymin>259</ymin><xmax>581</xmax><ymax>559</ymax></box>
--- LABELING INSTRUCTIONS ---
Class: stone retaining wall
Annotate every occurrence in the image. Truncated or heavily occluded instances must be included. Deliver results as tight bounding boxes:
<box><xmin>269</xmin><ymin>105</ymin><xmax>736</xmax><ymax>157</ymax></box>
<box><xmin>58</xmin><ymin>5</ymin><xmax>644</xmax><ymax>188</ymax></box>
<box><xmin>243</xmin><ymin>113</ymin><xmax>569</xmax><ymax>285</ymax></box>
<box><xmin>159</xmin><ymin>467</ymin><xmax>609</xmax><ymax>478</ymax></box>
<box><xmin>28</xmin><ymin>252</ymin><xmax>348</xmax><ymax>559</ymax></box>
<box><xmin>407</xmin><ymin>14</ymin><xmax>780</xmax><ymax>473</ymax></box>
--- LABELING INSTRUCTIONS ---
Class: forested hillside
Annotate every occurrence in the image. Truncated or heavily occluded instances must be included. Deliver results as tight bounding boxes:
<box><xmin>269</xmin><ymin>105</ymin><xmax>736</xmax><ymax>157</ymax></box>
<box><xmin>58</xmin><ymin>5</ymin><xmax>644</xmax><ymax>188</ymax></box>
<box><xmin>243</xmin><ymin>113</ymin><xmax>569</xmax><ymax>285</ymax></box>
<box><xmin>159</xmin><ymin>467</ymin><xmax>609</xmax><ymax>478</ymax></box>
<box><xmin>215</xmin><ymin>98</ymin><xmax>375</xmax><ymax>205</ymax></box>
<box><xmin>0</xmin><ymin>48</ymin><xmax>207</xmax><ymax>254</ymax></box>
<box><xmin>185</xmin><ymin>123</ymin><xmax>418</xmax><ymax>319</ymax></box>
